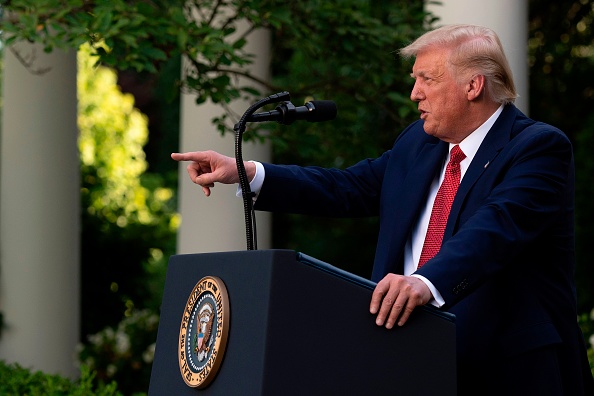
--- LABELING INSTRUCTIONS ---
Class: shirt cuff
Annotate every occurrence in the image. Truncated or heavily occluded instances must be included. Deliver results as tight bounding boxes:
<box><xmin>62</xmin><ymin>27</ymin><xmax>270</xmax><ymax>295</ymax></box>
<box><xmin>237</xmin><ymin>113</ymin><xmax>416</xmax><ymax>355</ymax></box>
<box><xmin>236</xmin><ymin>161</ymin><xmax>265</xmax><ymax>199</ymax></box>
<box><xmin>411</xmin><ymin>274</ymin><xmax>445</xmax><ymax>308</ymax></box>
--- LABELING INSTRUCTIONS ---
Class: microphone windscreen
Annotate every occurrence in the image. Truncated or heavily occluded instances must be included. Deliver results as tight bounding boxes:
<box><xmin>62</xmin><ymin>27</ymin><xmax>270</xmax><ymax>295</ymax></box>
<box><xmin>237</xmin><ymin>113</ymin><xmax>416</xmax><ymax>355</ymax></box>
<box><xmin>310</xmin><ymin>100</ymin><xmax>337</xmax><ymax>122</ymax></box>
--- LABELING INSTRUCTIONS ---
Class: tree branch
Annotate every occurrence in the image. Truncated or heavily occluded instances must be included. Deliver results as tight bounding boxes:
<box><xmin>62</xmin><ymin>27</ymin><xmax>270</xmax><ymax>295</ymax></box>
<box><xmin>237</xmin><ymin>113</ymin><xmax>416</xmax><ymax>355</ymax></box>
<box><xmin>8</xmin><ymin>46</ymin><xmax>52</xmax><ymax>75</ymax></box>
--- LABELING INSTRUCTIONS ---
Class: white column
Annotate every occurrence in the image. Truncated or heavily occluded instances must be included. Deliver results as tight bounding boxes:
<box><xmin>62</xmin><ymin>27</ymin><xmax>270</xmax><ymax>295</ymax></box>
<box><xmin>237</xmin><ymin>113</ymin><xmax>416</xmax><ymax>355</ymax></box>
<box><xmin>177</xmin><ymin>25</ymin><xmax>272</xmax><ymax>254</ymax></box>
<box><xmin>426</xmin><ymin>0</ymin><xmax>529</xmax><ymax>113</ymax></box>
<box><xmin>0</xmin><ymin>44</ymin><xmax>80</xmax><ymax>377</ymax></box>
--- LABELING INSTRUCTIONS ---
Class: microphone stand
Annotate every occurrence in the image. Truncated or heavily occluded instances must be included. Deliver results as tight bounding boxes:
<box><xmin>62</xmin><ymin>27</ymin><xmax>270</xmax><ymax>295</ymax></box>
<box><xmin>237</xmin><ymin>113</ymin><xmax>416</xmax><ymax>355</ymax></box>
<box><xmin>234</xmin><ymin>91</ymin><xmax>290</xmax><ymax>250</ymax></box>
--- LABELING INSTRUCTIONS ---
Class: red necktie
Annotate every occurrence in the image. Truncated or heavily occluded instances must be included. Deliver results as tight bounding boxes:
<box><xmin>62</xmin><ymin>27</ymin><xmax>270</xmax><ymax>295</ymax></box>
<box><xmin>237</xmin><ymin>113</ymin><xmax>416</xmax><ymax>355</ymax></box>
<box><xmin>418</xmin><ymin>145</ymin><xmax>466</xmax><ymax>268</ymax></box>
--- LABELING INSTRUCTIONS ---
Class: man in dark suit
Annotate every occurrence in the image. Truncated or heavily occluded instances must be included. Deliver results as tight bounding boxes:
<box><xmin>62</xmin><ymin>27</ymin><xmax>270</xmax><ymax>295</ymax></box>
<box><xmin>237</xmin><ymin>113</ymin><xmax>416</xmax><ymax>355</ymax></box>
<box><xmin>173</xmin><ymin>24</ymin><xmax>594</xmax><ymax>395</ymax></box>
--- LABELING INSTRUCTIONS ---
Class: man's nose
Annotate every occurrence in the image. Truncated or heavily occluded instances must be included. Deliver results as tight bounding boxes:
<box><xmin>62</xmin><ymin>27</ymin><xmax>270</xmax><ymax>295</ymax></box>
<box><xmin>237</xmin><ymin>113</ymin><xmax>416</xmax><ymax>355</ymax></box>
<box><xmin>410</xmin><ymin>83</ymin><xmax>423</xmax><ymax>101</ymax></box>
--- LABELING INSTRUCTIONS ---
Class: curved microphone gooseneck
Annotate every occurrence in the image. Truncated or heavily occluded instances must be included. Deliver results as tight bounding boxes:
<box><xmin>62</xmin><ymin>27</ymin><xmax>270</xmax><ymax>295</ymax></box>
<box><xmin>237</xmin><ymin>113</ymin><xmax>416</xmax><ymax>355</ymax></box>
<box><xmin>234</xmin><ymin>91</ymin><xmax>291</xmax><ymax>250</ymax></box>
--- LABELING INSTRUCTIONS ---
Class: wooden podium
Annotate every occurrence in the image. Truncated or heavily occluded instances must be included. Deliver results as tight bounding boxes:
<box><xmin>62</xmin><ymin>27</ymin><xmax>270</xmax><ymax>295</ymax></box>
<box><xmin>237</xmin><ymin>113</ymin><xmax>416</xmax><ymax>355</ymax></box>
<box><xmin>148</xmin><ymin>250</ymin><xmax>456</xmax><ymax>395</ymax></box>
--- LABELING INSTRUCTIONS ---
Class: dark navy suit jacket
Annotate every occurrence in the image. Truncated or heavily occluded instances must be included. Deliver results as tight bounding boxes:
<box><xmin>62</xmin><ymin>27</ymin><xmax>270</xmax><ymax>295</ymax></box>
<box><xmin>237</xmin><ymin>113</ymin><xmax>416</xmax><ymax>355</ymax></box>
<box><xmin>254</xmin><ymin>104</ymin><xmax>593</xmax><ymax>394</ymax></box>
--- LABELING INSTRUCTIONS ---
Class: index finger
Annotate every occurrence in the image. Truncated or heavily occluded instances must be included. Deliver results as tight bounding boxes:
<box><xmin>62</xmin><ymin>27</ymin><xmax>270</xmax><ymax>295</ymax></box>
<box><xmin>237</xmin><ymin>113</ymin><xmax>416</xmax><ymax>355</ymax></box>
<box><xmin>171</xmin><ymin>151</ymin><xmax>207</xmax><ymax>162</ymax></box>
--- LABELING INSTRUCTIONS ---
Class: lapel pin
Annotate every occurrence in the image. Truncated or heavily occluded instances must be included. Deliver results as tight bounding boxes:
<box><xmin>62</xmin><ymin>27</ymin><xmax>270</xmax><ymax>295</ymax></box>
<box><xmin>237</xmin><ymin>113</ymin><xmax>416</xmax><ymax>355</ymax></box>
<box><xmin>484</xmin><ymin>161</ymin><xmax>490</xmax><ymax>169</ymax></box>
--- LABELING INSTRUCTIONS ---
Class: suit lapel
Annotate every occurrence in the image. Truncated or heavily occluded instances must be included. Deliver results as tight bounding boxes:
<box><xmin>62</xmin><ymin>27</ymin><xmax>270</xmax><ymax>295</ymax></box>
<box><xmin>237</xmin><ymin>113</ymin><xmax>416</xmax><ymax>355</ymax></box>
<box><xmin>444</xmin><ymin>105</ymin><xmax>518</xmax><ymax>239</ymax></box>
<box><xmin>374</xmin><ymin>138</ymin><xmax>448</xmax><ymax>277</ymax></box>
<box><xmin>401</xmin><ymin>140</ymin><xmax>449</xmax><ymax>222</ymax></box>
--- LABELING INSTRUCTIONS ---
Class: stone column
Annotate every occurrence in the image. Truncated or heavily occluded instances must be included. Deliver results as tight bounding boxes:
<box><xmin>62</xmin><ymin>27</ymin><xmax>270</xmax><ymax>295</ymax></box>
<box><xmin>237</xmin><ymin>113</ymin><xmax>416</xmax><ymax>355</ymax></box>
<box><xmin>177</xmin><ymin>25</ymin><xmax>272</xmax><ymax>254</ymax></box>
<box><xmin>426</xmin><ymin>0</ymin><xmax>529</xmax><ymax>113</ymax></box>
<box><xmin>0</xmin><ymin>44</ymin><xmax>80</xmax><ymax>377</ymax></box>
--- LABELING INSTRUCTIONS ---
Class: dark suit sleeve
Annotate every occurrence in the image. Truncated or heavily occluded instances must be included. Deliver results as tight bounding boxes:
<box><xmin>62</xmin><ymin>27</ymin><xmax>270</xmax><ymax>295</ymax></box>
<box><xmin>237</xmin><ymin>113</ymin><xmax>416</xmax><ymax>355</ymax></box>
<box><xmin>253</xmin><ymin>151</ymin><xmax>390</xmax><ymax>217</ymax></box>
<box><xmin>415</xmin><ymin>124</ymin><xmax>574</xmax><ymax>308</ymax></box>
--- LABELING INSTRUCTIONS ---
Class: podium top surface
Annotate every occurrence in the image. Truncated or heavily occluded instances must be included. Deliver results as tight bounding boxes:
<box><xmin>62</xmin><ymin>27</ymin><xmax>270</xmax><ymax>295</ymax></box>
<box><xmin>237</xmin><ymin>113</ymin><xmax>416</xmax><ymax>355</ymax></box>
<box><xmin>296</xmin><ymin>251</ymin><xmax>456</xmax><ymax>323</ymax></box>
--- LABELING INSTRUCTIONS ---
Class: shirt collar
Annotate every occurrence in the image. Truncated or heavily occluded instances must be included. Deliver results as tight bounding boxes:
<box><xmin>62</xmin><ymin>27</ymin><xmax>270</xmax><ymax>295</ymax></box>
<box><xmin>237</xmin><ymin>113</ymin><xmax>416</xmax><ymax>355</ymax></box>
<box><xmin>451</xmin><ymin>105</ymin><xmax>504</xmax><ymax>175</ymax></box>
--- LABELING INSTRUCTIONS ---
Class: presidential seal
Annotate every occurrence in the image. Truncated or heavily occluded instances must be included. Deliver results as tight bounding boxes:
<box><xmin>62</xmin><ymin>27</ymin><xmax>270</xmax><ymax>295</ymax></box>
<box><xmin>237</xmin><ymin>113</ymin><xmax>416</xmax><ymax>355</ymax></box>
<box><xmin>178</xmin><ymin>276</ymin><xmax>229</xmax><ymax>388</ymax></box>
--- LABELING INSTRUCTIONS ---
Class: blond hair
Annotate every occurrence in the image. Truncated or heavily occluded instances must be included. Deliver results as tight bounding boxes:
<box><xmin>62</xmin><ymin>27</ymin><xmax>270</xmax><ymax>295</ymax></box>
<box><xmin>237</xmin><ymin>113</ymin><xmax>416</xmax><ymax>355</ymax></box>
<box><xmin>400</xmin><ymin>24</ymin><xmax>517</xmax><ymax>104</ymax></box>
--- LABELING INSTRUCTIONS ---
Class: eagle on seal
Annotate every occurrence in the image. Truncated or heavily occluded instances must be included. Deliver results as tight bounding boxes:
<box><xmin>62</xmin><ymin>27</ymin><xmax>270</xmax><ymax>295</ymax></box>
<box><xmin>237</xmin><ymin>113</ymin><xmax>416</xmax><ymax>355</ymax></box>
<box><xmin>194</xmin><ymin>302</ymin><xmax>214</xmax><ymax>362</ymax></box>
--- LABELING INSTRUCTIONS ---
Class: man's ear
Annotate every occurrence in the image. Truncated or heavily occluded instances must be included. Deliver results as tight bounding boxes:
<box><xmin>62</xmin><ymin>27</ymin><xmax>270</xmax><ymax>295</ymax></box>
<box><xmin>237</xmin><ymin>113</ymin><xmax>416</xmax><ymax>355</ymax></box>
<box><xmin>466</xmin><ymin>74</ymin><xmax>486</xmax><ymax>101</ymax></box>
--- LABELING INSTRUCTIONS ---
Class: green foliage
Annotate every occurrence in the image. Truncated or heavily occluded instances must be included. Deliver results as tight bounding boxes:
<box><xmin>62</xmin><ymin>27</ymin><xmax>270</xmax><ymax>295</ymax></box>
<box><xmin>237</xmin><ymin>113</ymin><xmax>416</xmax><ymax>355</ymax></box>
<box><xmin>78</xmin><ymin>43</ymin><xmax>178</xmax><ymax>230</ymax></box>
<box><xmin>0</xmin><ymin>0</ymin><xmax>430</xmax><ymax>138</ymax></box>
<box><xmin>578</xmin><ymin>308</ymin><xmax>594</xmax><ymax>376</ymax></box>
<box><xmin>267</xmin><ymin>0</ymin><xmax>428</xmax><ymax>161</ymax></box>
<box><xmin>528</xmin><ymin>0</ymin><xmax>594</xmax><ymax>138</ymax></box>
<box><xmin>589</xmin><ymin>348</ymin><xmax>594</xmax><ymax>377</ymax></box>
<box><xmin>574</xmin><ymin>112</ymin><xmax>594</xmax><ymax>313</ymax></box>
<box><xmin>77</xmin><ymin>43</ymin><xmax>177</xmax><ymax>337</ymax></box>
<box><xmin>0</xmin><ymin>361</ymin><xmax>122</xmax><ymax>396</ymax></box>
<box><xmin>528</xmin><ymin>0</ymin><xmax>594</xmax><ymax>313</ymax></box>
<box><xmin>77</xmin><ymin>309</ymin><xmax>158</xmax><ymax>395</ymax></box>
<box><xmin>0</xmin><ymin>0</ymin><xmax>292</xmax><ymax>105</ymax></box>
<box><xmin>260</xmin><ymin>1</ymin><xmax>430</xmax><ymax>274</ymax></box>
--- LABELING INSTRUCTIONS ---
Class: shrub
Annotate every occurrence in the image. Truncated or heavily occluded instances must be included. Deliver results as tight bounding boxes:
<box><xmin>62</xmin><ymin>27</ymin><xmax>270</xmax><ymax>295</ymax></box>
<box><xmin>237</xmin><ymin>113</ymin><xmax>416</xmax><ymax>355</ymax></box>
<box><xmin>0</xmin><ymin>361</ymin><xmax>121</xmax><ymax>395</ymax></box>
<box><xmin>77</xmin><ymin>309</ymin><xmax>159</xmax><ymax>395</ymax></box>
<box><xmin>578</xmin><ymin>308</ymin><xmax>594</xmax><ymax>376</ymax></box>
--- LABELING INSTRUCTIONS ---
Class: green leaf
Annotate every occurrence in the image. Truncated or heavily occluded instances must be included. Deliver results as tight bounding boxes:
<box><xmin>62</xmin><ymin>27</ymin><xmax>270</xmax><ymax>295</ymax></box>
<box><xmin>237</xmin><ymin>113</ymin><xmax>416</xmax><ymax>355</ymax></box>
<box><xmin>94</xmin><ymin>9</ymin><xmax>114</xmax><ymax>32</ymax></box>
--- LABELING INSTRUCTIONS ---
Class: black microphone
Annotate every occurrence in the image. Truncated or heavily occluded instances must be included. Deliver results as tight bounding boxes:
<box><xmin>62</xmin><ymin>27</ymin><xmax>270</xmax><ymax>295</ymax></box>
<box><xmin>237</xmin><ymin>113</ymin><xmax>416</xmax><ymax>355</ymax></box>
<box><xmin>247</xmin><ymin>100</ymin><xmax>337</xmax><ymax>125</ymax></box>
